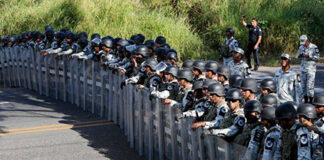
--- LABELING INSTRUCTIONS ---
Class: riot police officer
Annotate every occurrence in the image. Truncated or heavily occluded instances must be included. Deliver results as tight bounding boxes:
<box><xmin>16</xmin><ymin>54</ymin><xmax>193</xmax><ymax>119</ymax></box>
<box><xmin>164</xmin><ymin>69</ymin><xmax>193</xmax><ymax>108</ymax></box>
<box><xmin>207</xmin><ymin>88</ymin><xmax>245</xmax><ymax>141</ymax></box>
<box><xmin>192</xmin><ymin>60</ymin><xmax>206</xmax><ymax>81</ymax></box>
<box><xmin>261</xmin><ymin>107</ymin><xmax>281</xmax><ymax>160</ymax></box>
<box><xmin>235</xmin><ymin>100</ymin><xmax>265</xmax><ymax>160</ymax></box>
<box><xmin>261</xmin><ymin>94</ymin><xmax>279</xmax><ymax>109</ymax></box>
<box><xmin>205</xmin><ymin>61</ymin><xmax>219</xmax><ymax>81</ymax></box>
<box><xmin>240</xmin><ymin>78</ymin><xmax>258</xmax><ymax>102</ymax></box>
<box><xmin>276</xmin><ymin>102</ymin><xmax>312</xmax><ymax>159</ymax></box>
<box><xmin>151</xmin><ymin>66</ymin><xmax>179</xmax><ymax>100</ymax></box>
<box><xmin>217</xmin><ymin>65</ymin><xmax>231</xmax><ymax>91</ymax></box>
<box><xmin>258</xmin><ymin>78</ymin><xmax>279</xmax><ymax>105</ymax></box>
<box><xmin>191</xmin><ymin>82</ymin><xmax>228</xmax><ymax>130</ymax></box>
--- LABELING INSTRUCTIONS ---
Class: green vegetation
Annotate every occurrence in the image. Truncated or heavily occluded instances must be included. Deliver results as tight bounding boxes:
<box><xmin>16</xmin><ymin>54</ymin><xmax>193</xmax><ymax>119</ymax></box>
<box><xmin>0</xmin><ymin>0</ymin><xmax>323</xmax><ymax>65</ymax></box>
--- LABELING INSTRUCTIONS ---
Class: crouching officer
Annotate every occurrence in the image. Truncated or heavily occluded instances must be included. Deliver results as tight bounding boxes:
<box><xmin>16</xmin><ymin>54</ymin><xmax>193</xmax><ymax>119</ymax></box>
<box><xmin>234</xmin><ymin>100</ymin><xmax>266</xmax><ymax>160</ymax></box>
<box><xmin>205</xmin><ymin>88</ymin><xmax>245</xmax><ymax>142</ymax></box>
<box><xmin>276</xmin><ymin>102</ymin><xmax>312</xmax><ymax>159</ymax></box>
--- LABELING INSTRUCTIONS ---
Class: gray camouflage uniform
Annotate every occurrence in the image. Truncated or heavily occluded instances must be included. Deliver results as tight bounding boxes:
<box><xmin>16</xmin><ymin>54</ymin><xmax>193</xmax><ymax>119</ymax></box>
<box><xmin>228</xmin><ymin>60</ymin><xmax>251</xmax><ymax>78</ymax></box>
<box><xmin>296</xmin><ymin>43</ymin><xmax>320</xmax><ymax>98</ymax></box>
<box><xmin>222</xmin><ymin>37</ymin><xmax>239</xmax><ymax>66</ymax></box>
<box><xmin>274</xmin><ymin>67</ymin><xmax>302</xmax><ymax>104</ymax></box>
<box><xmin>210</xmin><ymin>108</ymin><xmax>245</xmax><ymax>138</ymax></box>
<box><xmin>262</xmin><ymin>125</ymin><xmax>282</xmax><ymax>160</ymax></box>
<box><xmin>203</xmin><ymin>101</ymin><xmax>229</xmax><ymax>129</ymax></box>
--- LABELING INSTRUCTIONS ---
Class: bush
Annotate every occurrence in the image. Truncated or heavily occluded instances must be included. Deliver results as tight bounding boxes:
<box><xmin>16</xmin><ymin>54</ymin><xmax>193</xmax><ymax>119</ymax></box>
<box><xmin>0</xmin><ymin>0</ymin><xmax>209</xmax><ymax>61</ymax></box>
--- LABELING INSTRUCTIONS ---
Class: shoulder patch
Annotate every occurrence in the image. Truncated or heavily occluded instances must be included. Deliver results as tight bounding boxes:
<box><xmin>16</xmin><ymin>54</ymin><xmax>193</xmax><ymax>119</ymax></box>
<box><xmin>140</xmin><ymin>66</ymin><xmax>145</xmax><ymax>72</ymax></box>
<box><xmin>204</xmin><ymin>101</ymin><xmax>211</xmax><ymax>108</ymax></box>
<box><xmin>265</xmin><ymin>137</ymin><xmax>275</xmax><ymax>150</ymax></box>
<box><xmin>236</xmin><ymin>118</ymin><xmax>245</xmax><ymax>127</ymax></box>
<box><xmin>315</xmin><ymin>48</ymin><xmax>319</xmax><ymax>53</ymax></box>
<box><xmin>300</xmin><ymin>134</ymin><xmax>308</xmax><ymax>147</ymax></box>
<box><xmin>167</xmin><ymin>85</ymin><xmax>173</xmax><ymax>91</ymax></box>
<box><xmin>219</xmin><ymin>107</ymin><xmax>227</xmax><ymax>116</ymax></box>
<box><xmin>319</xmin><ymin>135</ymin><xmax>324</xmax><ymax>146</ymax></box>
<box><xmin>253</xmin><ymin>129</ymin><xmax>264</xmax><ymax>142</ymax></box>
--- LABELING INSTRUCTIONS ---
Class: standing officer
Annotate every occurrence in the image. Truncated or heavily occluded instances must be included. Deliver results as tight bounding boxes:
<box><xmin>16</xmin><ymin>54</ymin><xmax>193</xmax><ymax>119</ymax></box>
<box><xmin>228</xmin><ymin>47</ymin><xmax>250</xmax><ymax>78</ymax></box>
<box><xmin>274</xmin><ymin>53</ymin><xmax>302</xmax><ymax>104</ymax></box>
<box><xmin>296</xmin><ymin>35</ymin><xmax>320</xmax><ymax>103</ymax></box>
<box><xmin>220</xmin><ymin>28</ymin><xmax>239</xmax><ymax>66</ymax></box>
<box><xmin>241</xmin><ymin>16</ymin><xmax>262</xmax><ymax>71</ymax></box>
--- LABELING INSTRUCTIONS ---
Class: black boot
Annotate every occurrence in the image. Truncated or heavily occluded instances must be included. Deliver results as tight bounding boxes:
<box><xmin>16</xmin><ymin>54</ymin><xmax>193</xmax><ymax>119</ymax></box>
<box><xmin>304</xmin><ymin>96</ymin><xmax>309</xmax><ymax>103</ymax></box>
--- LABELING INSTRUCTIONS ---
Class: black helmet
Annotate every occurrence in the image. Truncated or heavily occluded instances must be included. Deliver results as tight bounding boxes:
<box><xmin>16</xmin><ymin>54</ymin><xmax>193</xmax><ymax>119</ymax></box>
<box><xmin>55</xmin><ymin>32</ymin><xmax>65</xmax><ymax>40</ymax></box>
<box><xmin>155</xmin><ymin>36</ymin><xmax>166</xmax><ymax>45</ymax></box>
<box><xmin>144</xmin><ymin>40</ymin><xmax>156</xmax><ymax>49</ymax></box>
<box><xmin>78</xmin><ymin>38</ymin><xmax>89</xmax><ymax>48</ymax></box>
<box><xmin>177</xmin><ymin>69</ymin><xmax>194</xmax><ymax>82</ymax></box>
<box><xmin>244</xmin><ymin>100</ymin><xmax>262</xmax><ymax>113</ymax></box>
<box><xmin>226</xmin><ymin>28</ymin><xmax>235</xmax><ymax>36</ymax></box>
<box><xmin>230</xmin><ymin>75</ymin><xmax>243</xmax><ymax>87</ymax></box>
<box><xmin>240</xmin><ymin>78</ymin><xmax>258</xmax><ymax>93</ymax></box>
<box><xmin>313</xmin><ymin>94</ymin><xmax>324</xmax><ymax>106</ymax></box>
<box><xmin>208</xmin><ymin>83</ymin><xmax>225</xmax><ymax>97</ymax></box>
<box><xmin>260</xmin><ymin>79</ymin><xmax>276</xmax><ymax>92</ymax></box>
<box><xmin>60</xmin><ymin>28</ymin><xmax>69</xmax><ymax>33</ymax></box>
<box><xmin>134</xmin><ymin>45</ymin><xmax>149</xmax><ymax>57</ymax></box>
<box><xmin>33</xmin><ymin>31</ymin><xmax>43</xmax><ymax>39</ymax></box>
<box><xmin>164</xmin><ymin>66</ymin><xmax>179</xmax><ymax>77</ymax></box>
<box><xmin>78</xmin><ymin>32</ymin><xmax>88</xmax><ymax>39</ymax></box>
<box><xmin>91</xmin><ymin>33</ymin><xmax>101</xmax><ymax>40</ymax></box>
<box><xmin>166</xmin><ymin>51</ymin><xmax>178</xmax><ymax>62</ymax></box>
<box><xmin>275</xmin><ymin>102</ymin><xmax>297</xmax><ymax>120</ymax></box>
<box><xmin>134</xmin><ymin>34</ymin><xmax>145</xmax><ymax>45</ymax></box>
<box><xmin>161</xmin><ymin>43</ymin><xmax>170</xmax><ymax>49</ymax></box>
<box><xmin>155</xmin><ymin>48</ymin><xmax>168</xmax><ymax>60</ymax></box>
<box><xmin>217</xmin><ymin>66</ymin><xmax>231</xmax><ymax>80</ymax></box>
<box><xmin>193</xmin><ymin>60</ymin><xmax>206</xmax><ymax>73</ymax></box>
<box><xmin>117</xmin><ymin>39</ymin><xmax>129</xmax><ymax>47</ymax></box>
<box><xmin>234</xmin><ymin>80</ymin><xmax>244</xmax><ymax>89</ymax></box>
<box><xmin>66</xmin><ymin>31</ymin><xmax>76</xmax><ymax>40</ymax></box>
<box><xmin>261</xmin><ymin>107</ymin><xmax>276</xmax><ymax>122</ymax></box>
<box><xmin>203</xmin><ymin>79</ymin><xmax>216</xmax><ymax>89</ymax></box>
<box><xmin>182</xmin><ymin>60</ymin><xmax>194</xmax><ymax>69</ymax></box>
<box><xmin>44</xmin><ymin>25</ymin><xmax>53</xmax><ymax>32</ymax></box>
<box><xmin>101</xmin><ymin>37</ymin><xmax>113</xmax><ymax>48</ymax></box>
<box><xmin>193</xmin><ymin>80</ymin><xmax>204</xmax><ymax>90</ymax></box>
<box><xmin>45</xmin><ymin>30</ymin><xmax>54</xmax><ymax>39</ymax></box>
<box><xmin>91</xmin><ymin>38</ymin><xmax>102</xmax><ymax>47</ymax></box>
<box><xmin>261</xmin><ymin>94</ymin><xmax>278</xmax><ymax>108</ymax></box>
<box><xmin>205</xmin><ymin>61</ymin><xmax>219</xmax><ymax>74</ymax></box>
<box><xmin>297</xmin><ymin>103</ymin><xmax>317</xmax><ymax>119</ymax></box>
<box><xmin>144</xmin><ymin>58</ymin><xmax>158</xmax><ymax>70</ymax></box>
<box><xmin>225</xmin><ymin>88</ymin><xmax>243</xmax><ymax>101</ymax></box>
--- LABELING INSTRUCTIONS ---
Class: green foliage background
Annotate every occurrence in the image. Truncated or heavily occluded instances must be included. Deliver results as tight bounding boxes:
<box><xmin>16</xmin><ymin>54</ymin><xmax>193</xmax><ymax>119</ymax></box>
<box><xmin>0</xmin><ymin>0</ymin><xmax>323</xmax><ymax>65</ymax></box>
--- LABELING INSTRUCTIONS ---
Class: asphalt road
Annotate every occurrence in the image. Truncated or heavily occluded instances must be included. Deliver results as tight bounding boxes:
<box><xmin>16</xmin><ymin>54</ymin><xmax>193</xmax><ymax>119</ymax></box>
<box><xmin>0</xmin><ymin>88</ymin><xmax>143</xmax><ymax>160</ymax></box>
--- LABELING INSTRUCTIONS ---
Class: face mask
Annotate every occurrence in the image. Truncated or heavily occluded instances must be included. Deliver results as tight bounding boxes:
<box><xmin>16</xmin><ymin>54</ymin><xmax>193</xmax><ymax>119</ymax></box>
<box><xmin>245</xmin><ymin>113</ymin><xmax>259</xmax><ymax>123</ymax></box>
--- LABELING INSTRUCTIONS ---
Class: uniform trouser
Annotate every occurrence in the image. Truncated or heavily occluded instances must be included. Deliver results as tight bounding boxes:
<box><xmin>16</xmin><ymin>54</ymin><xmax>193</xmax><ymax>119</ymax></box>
<box><xmin>301</xmin><ymin>70</ymin><xmax>316</xmax><ymax>97</ymax></box>
<box><xmin>223</xmin><ymin>57</ymin><xmax>233</xmax><ymax>67</ymax></box>
<box><xmin>246</xmin><ymin>44</ymin><xmax>259</xmax><ymax>68</ymax></box>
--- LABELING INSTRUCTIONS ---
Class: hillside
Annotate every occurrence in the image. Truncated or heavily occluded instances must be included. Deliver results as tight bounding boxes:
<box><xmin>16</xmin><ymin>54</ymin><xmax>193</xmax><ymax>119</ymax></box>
<box><xmin>0</xmin><ymin>0</ymin><xmax>323</xmax><ymax>65</ymax></box>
